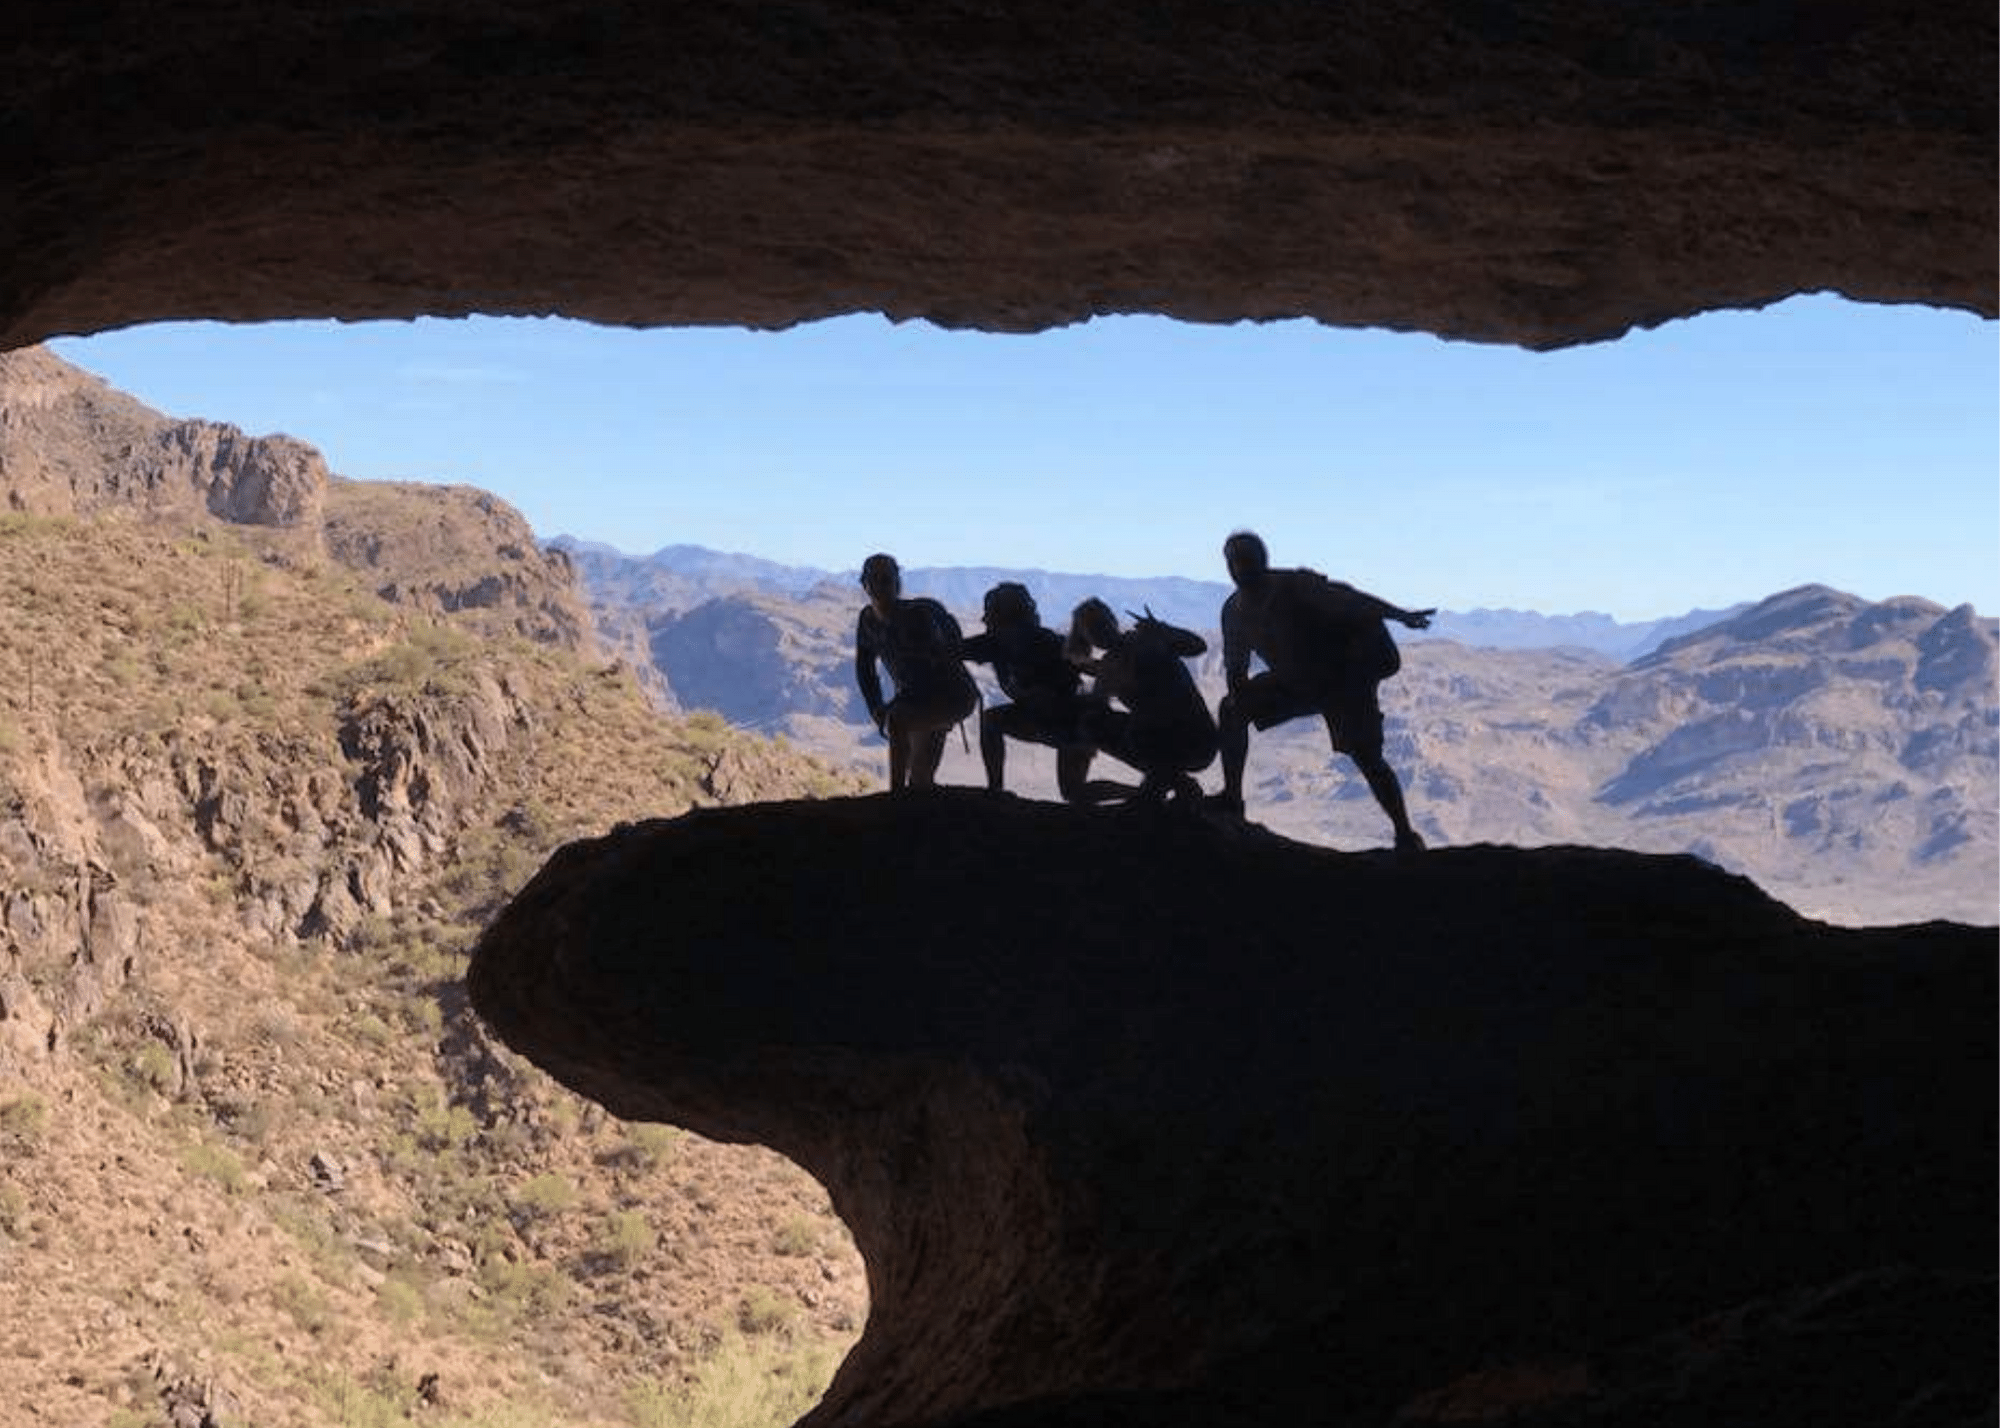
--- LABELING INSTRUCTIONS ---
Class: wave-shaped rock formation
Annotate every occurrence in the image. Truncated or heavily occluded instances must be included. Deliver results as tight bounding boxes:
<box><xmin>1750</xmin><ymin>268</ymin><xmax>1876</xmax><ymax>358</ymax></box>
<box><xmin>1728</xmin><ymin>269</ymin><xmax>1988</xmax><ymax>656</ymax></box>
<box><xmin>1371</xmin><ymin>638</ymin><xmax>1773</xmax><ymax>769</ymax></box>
<box><xmin>3</xmin><ymin>1</ymin><xmax>1993</xmax><ymax>350</ymax></box>
<box><xmin>469</xmin><ymin>791</ymin><xmax>1995</xmax><ymax>1426</ymax></box>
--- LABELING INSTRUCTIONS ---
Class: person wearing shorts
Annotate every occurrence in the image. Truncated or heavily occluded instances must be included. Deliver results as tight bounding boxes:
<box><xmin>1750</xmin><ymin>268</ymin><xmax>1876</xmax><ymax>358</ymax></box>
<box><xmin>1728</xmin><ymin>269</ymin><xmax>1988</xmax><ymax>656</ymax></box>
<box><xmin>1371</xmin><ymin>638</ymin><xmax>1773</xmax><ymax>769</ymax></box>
<box><xmin>1212</xmin><ymin>530</ymin><xmax>1433</xmax><ymax>853</ymax></box>
<box><xmin>854</xmin><ymin>553</ymin><xmax>979</xmax><ymax>790</ymax></box>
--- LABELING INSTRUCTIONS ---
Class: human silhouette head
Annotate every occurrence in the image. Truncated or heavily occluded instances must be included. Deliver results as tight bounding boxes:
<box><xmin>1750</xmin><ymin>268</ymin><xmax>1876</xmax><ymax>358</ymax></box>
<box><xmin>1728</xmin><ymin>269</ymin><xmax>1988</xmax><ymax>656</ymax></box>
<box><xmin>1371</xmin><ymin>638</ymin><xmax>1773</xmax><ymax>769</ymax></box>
<box><xmin>1071</xmin><ymin>597</ymin><xmax>1120</xmax><ymax>649</ymax></box>
<box><xmin>1223</xmin><ymin>531</ymin><xmax>1270</xmax><ymax>589</ymax></box>
<box><xmin>983</xmin><ymin>581</ymin><xmax>1037</xmax><ymax>629</ymax></box>
<box><xmin>861</xmin><ymin>553</ymin><xmax>902</xmax><ymax>611</ymax></box>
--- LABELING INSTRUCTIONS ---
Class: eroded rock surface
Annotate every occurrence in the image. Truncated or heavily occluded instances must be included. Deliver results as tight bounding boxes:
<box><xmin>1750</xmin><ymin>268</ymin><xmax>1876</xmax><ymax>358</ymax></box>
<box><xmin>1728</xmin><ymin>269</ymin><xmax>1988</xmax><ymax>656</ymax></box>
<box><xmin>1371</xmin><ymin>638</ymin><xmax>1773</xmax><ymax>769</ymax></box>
<box><xmin>468</xmin><ymin>790</ymin><xmax>1996</xmax><ymax>1426</ymax></box>
<box><xmin>4</xmin><ymin>1</ymin><xmax>1994</xmax><ymax>350</ymax></box>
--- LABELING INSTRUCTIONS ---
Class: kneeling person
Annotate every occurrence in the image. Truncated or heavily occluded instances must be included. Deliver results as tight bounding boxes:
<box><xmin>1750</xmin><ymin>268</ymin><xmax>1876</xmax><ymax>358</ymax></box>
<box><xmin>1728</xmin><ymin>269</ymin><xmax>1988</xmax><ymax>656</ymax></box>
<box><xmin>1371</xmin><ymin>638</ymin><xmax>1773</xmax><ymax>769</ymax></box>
<box><xmin>961</xmin><ymin>582</ymin><xmax>1100</xmax><ymax>802</ymax></box>
<box><xmin>1066</xmin><ymin>598</ymin><xmax>1218</xmax><ymax>806</ymax></box>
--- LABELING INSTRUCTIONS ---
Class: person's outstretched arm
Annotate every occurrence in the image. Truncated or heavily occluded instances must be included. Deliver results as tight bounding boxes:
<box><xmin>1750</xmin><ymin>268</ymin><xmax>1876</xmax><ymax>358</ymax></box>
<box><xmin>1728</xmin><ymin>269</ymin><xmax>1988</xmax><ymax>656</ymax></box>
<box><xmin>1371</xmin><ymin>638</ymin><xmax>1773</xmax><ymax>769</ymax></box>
<box><xmin>1323</xmin><ymin>578</ymin><xmax>1434</xmax><ymax>630</ymax></box>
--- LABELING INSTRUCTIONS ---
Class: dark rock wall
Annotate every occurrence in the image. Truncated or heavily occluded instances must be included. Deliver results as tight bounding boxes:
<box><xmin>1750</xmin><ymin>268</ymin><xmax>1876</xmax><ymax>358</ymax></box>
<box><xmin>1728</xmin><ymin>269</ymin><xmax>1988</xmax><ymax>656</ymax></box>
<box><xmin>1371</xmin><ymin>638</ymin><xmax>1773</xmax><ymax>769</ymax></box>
<box><xmin>3</xmin><ymin>1</ymin><xmax>1993</xmax><ymax>350</ymax></box>
<box><xmin>468</xmin><ymin>792</ymin><xmax>1997</xmax><ymax>1427</ymax></box>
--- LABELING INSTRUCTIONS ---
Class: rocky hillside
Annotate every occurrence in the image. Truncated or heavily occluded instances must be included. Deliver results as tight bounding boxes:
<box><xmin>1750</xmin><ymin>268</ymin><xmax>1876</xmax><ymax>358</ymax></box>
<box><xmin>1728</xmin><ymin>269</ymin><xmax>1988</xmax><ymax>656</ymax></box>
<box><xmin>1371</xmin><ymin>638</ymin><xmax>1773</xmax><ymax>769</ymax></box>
<box><xmin>0</xmin><ymin>350</ymin><xmax>871</xmax><ymax>1428</ymax></box>
<box><xmin>587</xmin><ymin>571</ymin><xmax>1997</xmax><ymax>926</ymax></box>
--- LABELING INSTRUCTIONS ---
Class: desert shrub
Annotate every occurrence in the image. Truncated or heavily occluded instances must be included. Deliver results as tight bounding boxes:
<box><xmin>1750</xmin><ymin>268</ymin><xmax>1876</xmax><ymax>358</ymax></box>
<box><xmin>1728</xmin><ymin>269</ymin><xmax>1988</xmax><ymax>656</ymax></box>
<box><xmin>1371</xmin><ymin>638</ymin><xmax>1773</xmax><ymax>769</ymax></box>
<box><xmin>511</xmin><ymin>1172</ymin><xmax>577</xmax><ymax>1220</ymax></box>
<box><xmin>131</xmin><ymin>1041</ymin><xmax>178</xmax><ymax>1095</ymax></box>
<box><xmin>476</xmin><ymin>1256</ymin><xmax>571</xmax><ymax>1323</ymax></box>
<box><xmin>615</xmin><ymin>1122</ymin><xmax>681</xmax><ymax>1173</ymax></box>
<box><xmin>0</xmin><ymin>1182</ymin><xmax>28</xmax><ymax>1237</ymax></box>
<box><xmin>271</xmin><ymin>1202</ymin><xmax>354</xmax><ymax>1281</ymax></box>
<box><xmin>771</xmin><ymin>1215</ymin><xmax>819</xmax><ymax>1258</ymax></box>
<box><xmin>376</xmin><ymin>1275</ymin><xmax>425</xmax><ymax>1327</ymax></box>
<box><xmin>411</xmin><ymin>1093</ymin><xmax>479</xmax><ymax>1152</ymax></box>
<box><xmin>598</xmin><ymin>1208</ymin><xmax>657</xmax><ymax>1271</ymax></box>
<box><xmin>180</xmin><ymin>1139</ymin><xmax>247</xmax><ymax>1193</ymax></box>
<box><xmin>736</xmin><ymin>1286</ymin><xmax>797</xmax><ymax>1337</ymax></box>
<box><xmin>312</xmin><ymin>1372</ymin><xmax>407</xmax><ymax>1428</ymax></box>
<box><xmin>350</xmin><ymin>1012</ymin><xmax>396</xmax><ymax>1049</ymax></box>
<box><xmin>628</xmin><ymin>1332</ymin><xmax>843</xmax><ymax>1428</ymax></box>
<box><xmin>272</xmin><ymin>1273</ymin><xmax>335</xmax><ymax>1335</ymax></box>
<box><xmin>0</xmin><ymin>1093</ymin><xmax>50</xmax><ymax>1150</ymax></box>
<box><xmin>252</xmin><ymin>1005</ymin><xmax>302</xmax><ymax>1045</ymax></box>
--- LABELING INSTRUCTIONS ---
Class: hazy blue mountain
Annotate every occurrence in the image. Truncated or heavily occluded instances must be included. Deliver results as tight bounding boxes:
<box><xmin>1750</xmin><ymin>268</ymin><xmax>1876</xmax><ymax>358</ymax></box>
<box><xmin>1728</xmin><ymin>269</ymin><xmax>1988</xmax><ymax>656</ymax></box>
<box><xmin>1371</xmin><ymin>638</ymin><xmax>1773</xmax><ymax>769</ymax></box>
<box><xmin>1419</xmin><ymin>604</ymin><xmax>1750</xmax><ymax>660</ymax></box>
<box><xmin>552</xmin><ymin>538</ymin><xmax>1744</xmax><ymax>660</ymax></box>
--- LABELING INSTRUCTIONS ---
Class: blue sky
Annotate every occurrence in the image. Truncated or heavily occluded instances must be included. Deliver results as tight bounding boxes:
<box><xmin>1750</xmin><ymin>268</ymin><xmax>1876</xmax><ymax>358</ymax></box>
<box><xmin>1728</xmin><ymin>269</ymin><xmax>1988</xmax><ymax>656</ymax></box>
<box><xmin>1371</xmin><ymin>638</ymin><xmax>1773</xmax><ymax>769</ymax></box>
<box><xmin>49</xmin><ymin>295</ymin><xmax>1997</xmax><ymax>621</ymax></box>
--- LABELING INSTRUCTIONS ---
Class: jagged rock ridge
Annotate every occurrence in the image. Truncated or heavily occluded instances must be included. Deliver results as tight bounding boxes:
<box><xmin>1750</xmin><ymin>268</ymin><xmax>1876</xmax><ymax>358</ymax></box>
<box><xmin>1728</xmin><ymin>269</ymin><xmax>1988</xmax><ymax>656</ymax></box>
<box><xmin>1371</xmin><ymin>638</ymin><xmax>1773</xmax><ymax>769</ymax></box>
<box><xmin>0</xmin><ymin>345</ymin><xmax>589</xmax><ymax>648</ymax></box>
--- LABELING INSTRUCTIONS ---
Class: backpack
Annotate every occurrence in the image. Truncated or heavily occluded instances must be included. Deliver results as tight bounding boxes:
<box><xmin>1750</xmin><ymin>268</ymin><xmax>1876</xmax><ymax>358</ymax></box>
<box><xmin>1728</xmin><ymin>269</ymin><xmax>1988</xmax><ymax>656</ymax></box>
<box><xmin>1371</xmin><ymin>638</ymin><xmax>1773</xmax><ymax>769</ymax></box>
<box><xmin>1263</xmin><ymin>571</ymin><xmax>1400</xmax><ymax>686</ymax></box>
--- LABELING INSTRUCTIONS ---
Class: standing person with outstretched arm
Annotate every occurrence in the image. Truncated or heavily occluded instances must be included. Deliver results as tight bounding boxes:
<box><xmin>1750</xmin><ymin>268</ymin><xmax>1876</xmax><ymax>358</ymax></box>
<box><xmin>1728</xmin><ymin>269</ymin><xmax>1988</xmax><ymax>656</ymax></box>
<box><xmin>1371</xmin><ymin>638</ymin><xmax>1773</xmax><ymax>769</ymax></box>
<box><xmin>1211</xmin><ymin>530</ymin><xmax>1434</xmax><ymax>853</ymax></box>
<box><xmin>853</xmin><ymin>552</ymin><xmax>979</xmax><ymax>791</ymax></box>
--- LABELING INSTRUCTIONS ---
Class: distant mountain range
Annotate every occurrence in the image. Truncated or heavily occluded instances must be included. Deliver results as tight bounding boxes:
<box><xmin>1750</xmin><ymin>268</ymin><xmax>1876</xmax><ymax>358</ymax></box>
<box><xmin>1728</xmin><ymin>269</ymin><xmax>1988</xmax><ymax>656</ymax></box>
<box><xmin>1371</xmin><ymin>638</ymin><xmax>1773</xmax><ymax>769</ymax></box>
<box><xmin>547</xmin><ymin>536</ymin><xmax>1749</xmax><ymax>661</ymax></box>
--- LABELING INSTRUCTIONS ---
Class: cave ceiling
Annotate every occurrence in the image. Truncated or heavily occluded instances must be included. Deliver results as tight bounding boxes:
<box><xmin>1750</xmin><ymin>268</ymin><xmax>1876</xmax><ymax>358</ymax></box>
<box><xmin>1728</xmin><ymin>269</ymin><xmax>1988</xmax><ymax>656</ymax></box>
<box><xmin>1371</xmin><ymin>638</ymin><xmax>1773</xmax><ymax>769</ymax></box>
<box><xmin>2</xmin><ymin>0</ymin><xmax>1994</xmax><ymax>353</ymax></box>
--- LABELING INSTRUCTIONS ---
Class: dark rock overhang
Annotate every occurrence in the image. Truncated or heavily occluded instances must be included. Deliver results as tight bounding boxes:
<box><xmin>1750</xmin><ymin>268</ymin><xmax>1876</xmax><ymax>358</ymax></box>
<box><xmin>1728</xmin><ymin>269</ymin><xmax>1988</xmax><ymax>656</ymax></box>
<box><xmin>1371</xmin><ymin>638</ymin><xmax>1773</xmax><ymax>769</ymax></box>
<box><xmin>4</xmin><ymin>0</ymin><xmax>1994</xmax><ymax>351</ymax></box>
<box><xmin>469</xmin><ymin>792</ymin><xmax>1997</xmax><ymax>1428</ymax></box>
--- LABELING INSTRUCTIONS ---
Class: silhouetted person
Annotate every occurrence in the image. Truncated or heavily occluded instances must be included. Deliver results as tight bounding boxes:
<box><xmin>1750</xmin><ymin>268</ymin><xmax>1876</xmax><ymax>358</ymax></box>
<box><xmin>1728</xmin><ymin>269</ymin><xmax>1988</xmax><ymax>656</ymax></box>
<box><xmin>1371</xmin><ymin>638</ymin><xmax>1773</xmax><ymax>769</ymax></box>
<box><xmin>1065</xmin><ymin>597</ymin><xmax>1218</xmax><ymax>806</ymax></box>
<box><xmin>1213</xmin><ymin>530</ymin><xmax>1433</xmax><ymax>852</ymax></box>
<box><xmin>854</xmin><ymin>553</ymin><xmax>979</xmax><ymax>790</ymax></box>
<box><xmin>960</xmin><ymin>582</ymin><xmax>1107</xmax><ymax>802</ymax></box>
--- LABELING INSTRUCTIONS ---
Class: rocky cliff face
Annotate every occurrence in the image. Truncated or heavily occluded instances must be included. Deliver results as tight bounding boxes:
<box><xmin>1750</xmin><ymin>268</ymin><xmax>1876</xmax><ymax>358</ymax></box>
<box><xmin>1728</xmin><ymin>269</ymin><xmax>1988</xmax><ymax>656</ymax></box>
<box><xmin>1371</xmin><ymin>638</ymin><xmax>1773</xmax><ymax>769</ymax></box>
<box><xmin>0</xmin><ymin>345</ymin><xmax>328</xmax><ymax>533</ymax></box>
<box><xmin>0</xmin><ymin>345</ymin><xmax>592</xmax><ymax>649</ymax></box>
<box><xmin>469</xmin><ymin>791</ymin><xmax>1996</xmax><ymax>1428</ymax></box>
<box><xmin>0</xmin><ymin>348</ymin><xmax>855</xmax><ymax>1078</ymax></box>
<box><xmin>323</xmin><ymin>477</ymin><xmax>589</xmax><ymax>648</ymax></box>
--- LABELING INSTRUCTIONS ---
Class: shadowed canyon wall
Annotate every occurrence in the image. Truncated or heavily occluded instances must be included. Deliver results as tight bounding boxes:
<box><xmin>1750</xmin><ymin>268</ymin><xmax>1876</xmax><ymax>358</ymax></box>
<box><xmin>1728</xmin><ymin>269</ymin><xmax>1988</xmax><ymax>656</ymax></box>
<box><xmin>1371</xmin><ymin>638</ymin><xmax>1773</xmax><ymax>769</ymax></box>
<box><xmin>4</xmin><ymin>0</ymin><xmax>1994</xmax><ymax>351</ymax></box>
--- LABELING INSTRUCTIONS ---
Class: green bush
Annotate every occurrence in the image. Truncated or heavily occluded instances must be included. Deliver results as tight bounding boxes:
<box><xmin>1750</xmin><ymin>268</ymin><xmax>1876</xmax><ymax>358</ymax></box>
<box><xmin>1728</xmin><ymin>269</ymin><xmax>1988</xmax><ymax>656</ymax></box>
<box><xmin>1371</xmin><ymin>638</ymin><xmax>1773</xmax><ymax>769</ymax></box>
<box><xmin>0</xmin><ymin>1093</ymin><xmax>50</xmax><ymax>1150</ymax></box>
<box><xmin>736</xmin><ymin>1286</ymin><xmax>797</xmax><ymax>1337</ymax></box>
<box><xmin>131</xmin><ymin>1041</ymin><xmax>178</xmax><ymax>1095</ymax></box>
<box><xmin>620</xmin><ymin>1123</ymin><xmax>681</xmax><ymax>1173</ymax></box>
<box><xmin>511</xmin><ymin>1172</ymin><xmax>577</xmax><ymax>1219</ymax></box>
<box><xmin>272</xmin><ymin>1273</ymin><xmax>335</xmax><ymax>1335</ymax></box>
<box><xmin>771</xmin><ymin>1215</ymin><xmax>819</xmax><ymax>1258</ymax></box>
<box><xmin>627</xmin><ymin>1332</ymin><xmax>843</xmax><ymax>1428</ymax></box>
<box><xmin>181</xmin><ymin>1139</ymin><xmax>247</xmax><ymax>1193</ymax></box>
<box><xmin>376</xmin><ymin>1275</ymin><xmax>425</xmax><ymax>1327</ymax></box>
<box><xmin>599</xmin><ymin>1209</ymin><xmax>656</xmax><ymax>1271</ymax></box>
